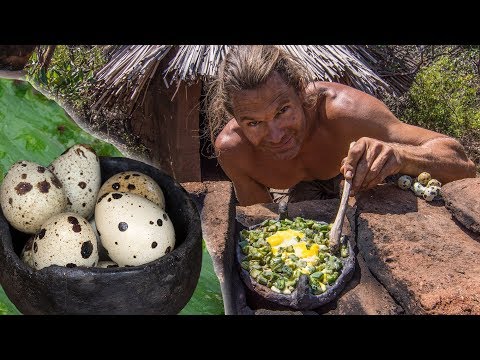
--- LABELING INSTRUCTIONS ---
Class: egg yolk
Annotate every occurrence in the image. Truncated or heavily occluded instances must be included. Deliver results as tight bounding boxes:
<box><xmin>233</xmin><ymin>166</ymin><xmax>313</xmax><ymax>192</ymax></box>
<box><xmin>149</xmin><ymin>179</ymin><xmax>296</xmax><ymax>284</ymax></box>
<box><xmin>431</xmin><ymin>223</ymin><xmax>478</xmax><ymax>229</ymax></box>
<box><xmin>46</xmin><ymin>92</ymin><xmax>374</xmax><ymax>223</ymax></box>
<box><xmin>293</xmin><ymin>242</ymin><xmax>319</xmax><ymax>259</ymax></box>
<box><xmin>266</xmin><ymin>229</ymin><xmax>319</xmax><ymax>260</ymax></box>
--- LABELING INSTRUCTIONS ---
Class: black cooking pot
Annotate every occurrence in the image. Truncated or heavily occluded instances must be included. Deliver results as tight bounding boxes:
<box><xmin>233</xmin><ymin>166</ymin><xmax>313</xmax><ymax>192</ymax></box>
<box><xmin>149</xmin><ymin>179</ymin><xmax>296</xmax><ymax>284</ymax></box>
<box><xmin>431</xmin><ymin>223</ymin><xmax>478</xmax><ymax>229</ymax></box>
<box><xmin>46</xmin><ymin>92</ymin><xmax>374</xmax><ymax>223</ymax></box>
<box><xmin>0</xmin><ymin>157</ymin><xmax>202</xmax><ymax>315</ymax></box>
<box><xmin>236</xmin><ymin>204</ymin><xmax>355</xmax><ymax>310</ymax></box>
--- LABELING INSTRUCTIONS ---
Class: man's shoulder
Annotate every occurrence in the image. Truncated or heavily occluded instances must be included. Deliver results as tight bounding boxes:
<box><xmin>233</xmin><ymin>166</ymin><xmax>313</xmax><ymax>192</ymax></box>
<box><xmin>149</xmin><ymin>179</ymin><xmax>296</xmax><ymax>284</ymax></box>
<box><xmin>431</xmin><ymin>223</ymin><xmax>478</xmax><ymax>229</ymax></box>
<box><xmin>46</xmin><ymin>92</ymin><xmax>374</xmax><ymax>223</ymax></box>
<box><xmin>307</xmin><ymin>81</ymin><xmax>355</xmax><ymax>110</ymax></box>
<box><xmin>215</xmin><ymin>122</ymin><xmax>243</xmax><ymax>152</ymax></box>
<box><xmin>306</xmin><ymin>81</ymin><xmax>354</xmax><ymax>96</ymax></box>
<box><xmin>214</xmin><ymin>121</ymin><xmax>252</xmax><ymax>163</ymax></box>
<box><xmin>310</xmin><ymin>81</ymin><xmax>378</xmax><ymax>120</ymax></box>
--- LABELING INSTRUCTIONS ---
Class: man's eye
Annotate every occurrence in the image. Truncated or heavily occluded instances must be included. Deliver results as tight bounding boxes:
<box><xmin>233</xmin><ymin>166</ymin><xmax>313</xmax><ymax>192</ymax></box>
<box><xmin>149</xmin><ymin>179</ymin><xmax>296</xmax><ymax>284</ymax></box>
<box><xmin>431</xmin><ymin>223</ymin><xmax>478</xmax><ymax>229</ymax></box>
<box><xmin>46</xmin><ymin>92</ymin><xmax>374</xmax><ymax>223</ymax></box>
<box><xmin>278</xmin><ymin>106</ymin><xmax>289</xmax><ymax>115</ymax></box>
<box><xmin>248</xmin><ymin>121</ymin><xmax>260</xmax><ymax>127</ymax></box>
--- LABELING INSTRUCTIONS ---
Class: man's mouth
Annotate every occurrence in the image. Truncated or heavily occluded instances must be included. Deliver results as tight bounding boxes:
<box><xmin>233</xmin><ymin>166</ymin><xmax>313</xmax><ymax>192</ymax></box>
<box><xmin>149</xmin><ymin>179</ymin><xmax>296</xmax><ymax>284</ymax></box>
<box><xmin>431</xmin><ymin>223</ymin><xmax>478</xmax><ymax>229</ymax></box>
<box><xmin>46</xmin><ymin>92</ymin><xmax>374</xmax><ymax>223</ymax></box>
<box><xmin>269</xmin><ymin>135</ymin><xmax>294</xmax><ymax>152</ymax></box>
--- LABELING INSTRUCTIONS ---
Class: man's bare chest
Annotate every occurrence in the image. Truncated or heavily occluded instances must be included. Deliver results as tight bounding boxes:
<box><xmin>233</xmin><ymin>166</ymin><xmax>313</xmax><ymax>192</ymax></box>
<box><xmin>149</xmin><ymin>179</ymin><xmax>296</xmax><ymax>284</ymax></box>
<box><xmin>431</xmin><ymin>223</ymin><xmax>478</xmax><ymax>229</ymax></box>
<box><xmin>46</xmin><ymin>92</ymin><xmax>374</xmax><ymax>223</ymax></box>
<box><xmin>247</xmin><ymin>150</ymin><xmax>344</xmax><ymax>189</ymax></box>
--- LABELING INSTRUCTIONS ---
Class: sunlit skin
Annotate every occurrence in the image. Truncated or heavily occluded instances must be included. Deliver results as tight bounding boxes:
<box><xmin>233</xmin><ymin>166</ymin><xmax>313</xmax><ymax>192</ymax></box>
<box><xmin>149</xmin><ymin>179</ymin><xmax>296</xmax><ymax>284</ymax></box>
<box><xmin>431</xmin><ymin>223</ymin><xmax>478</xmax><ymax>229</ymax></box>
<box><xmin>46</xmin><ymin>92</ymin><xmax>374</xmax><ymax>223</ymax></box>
<box><xmin>215</xmin><ymin>72</ymin><xmax>477</xmax><ymax>206</ymax></box>
<box><xmin>230</xmin><ymin>75</ymin><xmax>308</xmax><ymax>162</ymax></box>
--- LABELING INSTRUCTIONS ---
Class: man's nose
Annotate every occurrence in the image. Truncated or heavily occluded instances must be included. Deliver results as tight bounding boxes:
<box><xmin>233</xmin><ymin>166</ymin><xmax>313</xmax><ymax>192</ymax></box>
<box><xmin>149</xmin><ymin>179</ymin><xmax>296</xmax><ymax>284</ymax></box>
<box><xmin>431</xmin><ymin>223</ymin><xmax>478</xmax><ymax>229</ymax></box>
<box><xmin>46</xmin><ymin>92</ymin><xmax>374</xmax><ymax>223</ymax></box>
<box><xmin>267</xmin><ymin>121</ymin><xmax>285</xmax><ymax>144</ymax></box>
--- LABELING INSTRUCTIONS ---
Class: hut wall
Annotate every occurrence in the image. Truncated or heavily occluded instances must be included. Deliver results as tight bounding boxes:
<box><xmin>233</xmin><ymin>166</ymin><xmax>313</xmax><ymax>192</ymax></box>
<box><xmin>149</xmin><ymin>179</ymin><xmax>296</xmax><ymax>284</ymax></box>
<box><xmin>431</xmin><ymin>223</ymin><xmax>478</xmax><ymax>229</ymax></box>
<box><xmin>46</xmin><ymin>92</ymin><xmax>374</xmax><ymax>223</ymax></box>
<box><xmin>0</xmin><ymin>45</ymin><xmax>36</xmax><ymax>70</ymax></box>
<box><xmin>130</xmin><ymin>67</ymin><xmax>201</xmax><ymax>182</ymax></box>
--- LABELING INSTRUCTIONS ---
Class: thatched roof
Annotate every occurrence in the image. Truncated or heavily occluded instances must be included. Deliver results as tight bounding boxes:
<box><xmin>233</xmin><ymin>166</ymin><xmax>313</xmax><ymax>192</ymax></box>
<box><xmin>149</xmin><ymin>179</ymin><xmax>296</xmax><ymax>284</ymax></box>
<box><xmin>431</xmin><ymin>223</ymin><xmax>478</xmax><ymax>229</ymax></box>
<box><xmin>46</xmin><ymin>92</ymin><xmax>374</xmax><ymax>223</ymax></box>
<box><xmin>89</xmin><ymin>45</ymin><xmax>401</xmax><ymax>115</ymax></box>
<box><xmin>346</xmin><ymin>45</ymin><xmax>420</xmax><ymax>95</ymax></box>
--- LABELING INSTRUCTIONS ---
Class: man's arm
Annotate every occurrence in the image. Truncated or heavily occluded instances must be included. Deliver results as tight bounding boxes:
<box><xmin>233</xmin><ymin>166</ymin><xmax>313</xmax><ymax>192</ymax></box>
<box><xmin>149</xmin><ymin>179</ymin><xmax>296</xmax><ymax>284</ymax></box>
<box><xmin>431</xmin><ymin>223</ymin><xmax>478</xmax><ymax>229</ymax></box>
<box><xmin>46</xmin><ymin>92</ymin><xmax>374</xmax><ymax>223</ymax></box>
<box><xmin>215</xmin><ymin>128</ymin><xmax>272</xmax><ymax>206</ymax></box>
<box><xmin>341</xmin><ymin>133</ymin><xmax>476</xmax><ymax>195</ymax></box>
<box><xmin>329</xmin><ymin>84</ymin><xmax>476</xmax><ymax>194</ymax></box>
<box><xmin>217</xmin><ymin>152</ymin><xmax>272</xmax><ymax>206</ymax></box>
<box><xmin>229</xmin><ymin>173</ymin><xmax>273</xmax><ymax>206</ymax></box>
<box><xmin>387</xmin><ymin>123</ymin><xmax>475</xmax><ymax>182</ymax></box>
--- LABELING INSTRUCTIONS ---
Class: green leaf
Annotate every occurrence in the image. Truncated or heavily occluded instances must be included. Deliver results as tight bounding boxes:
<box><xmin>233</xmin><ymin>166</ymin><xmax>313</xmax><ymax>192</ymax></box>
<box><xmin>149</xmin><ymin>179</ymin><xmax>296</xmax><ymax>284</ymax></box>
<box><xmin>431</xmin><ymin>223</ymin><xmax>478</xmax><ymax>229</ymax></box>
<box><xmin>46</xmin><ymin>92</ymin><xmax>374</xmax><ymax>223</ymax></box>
<box><xmin>179</xmin><ymin>241</ymin><xmax>225</xmax><ymax>315</ymax></box>
<box><xmin>0</xmin><ymin>286</ymin><xmax>20</xmax><ymax>315</ymax></box>
<box><xmin>38</xmin><ymin>68</ymin><xmax>47</xmax><ymax>85</ymax></box>
<box><xmin>0</xmin><ymin>78</ymin><xmax>122</xmax><ymax>180</ymax></box>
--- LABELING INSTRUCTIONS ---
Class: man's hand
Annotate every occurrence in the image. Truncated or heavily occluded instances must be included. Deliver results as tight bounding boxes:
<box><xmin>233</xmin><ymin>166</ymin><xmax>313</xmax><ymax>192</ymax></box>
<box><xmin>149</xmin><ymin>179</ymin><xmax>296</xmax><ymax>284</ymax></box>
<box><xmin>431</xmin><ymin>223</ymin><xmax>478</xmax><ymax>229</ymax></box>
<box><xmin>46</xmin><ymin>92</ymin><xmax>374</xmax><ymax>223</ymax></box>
<box><xmin>340</xmin><ymin>137</ymin><xmax>402</xmax><ymax>196</ymax></box>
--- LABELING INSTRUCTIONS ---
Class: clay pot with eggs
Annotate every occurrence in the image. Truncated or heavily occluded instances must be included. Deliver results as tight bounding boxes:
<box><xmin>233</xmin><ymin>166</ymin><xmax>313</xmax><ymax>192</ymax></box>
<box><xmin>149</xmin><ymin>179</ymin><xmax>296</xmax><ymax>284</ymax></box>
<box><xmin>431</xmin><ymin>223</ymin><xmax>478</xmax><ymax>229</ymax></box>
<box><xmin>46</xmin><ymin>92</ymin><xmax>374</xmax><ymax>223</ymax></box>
<box><xmin>0</xmin><ymin>157</ymin><xmax>202</xmax><ymax>315</ymax></box>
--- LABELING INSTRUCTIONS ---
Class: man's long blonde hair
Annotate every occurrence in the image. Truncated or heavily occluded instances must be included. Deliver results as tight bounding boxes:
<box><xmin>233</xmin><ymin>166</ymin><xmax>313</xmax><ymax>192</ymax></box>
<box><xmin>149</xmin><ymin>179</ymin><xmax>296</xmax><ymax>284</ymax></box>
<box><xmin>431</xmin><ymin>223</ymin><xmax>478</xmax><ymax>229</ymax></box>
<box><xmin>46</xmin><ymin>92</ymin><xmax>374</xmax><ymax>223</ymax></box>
<box><xmin>204</xmin><ymin>45</ymin><xmax>316</xmax><ymax>147</ymax></box>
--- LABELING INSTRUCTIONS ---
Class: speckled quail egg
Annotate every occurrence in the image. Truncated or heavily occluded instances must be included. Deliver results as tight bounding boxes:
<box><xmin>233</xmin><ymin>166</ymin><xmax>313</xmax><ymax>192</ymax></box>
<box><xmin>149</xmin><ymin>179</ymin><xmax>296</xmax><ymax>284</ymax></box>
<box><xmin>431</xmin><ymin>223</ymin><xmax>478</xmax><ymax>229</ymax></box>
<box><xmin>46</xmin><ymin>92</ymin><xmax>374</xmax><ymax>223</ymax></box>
<box><xmin>427</xmin><ymin>185</ymin><xmax>442</xmax><ymax>197</ymax></box>
<box><xmin>31</xmin><ymin>212</ymin><xmax>99</xmax><ymax>270</ymax></box>
<box><xmin>422</xmin><ymin>187</ymin><xmax>437</xmax><ymax>201</ymax></box>
<box><xmin>96</xmin><ymin>260</ymin><xmax>119</xmax><ymax>268</ymax></box>
<box><xmin>412</xmin><ymin>182</ymin><xmax>426</xmax><ymax>196</ymax></box>
<box><xmin>97</xmin><ymin>171</ymin><xmax>165</xmax><ymax>209</ymax></box>
<box><xmin>0</xmin><ymin>160</ymin><xmax>68</xmax><ymax>233</ymax></box>
<box><xmin>95</xmin><ymin>191</ymin><xmax>175</xmax><ymax>267</ymax></box>
<box><xmin>49</xmin><ymin>144</ymin><xmax>101</xmax><ymax>219</ymax></box>
<box><xmin>20</xmin><ymin>236</ymin><xmax>35</xmax><ymax>268</ymax></box>
<box><xmin>427</xmin><ymin>179</ymin><xmax>442</xmax><ymax>188</ymax></box>
<box><xmin>89</xmin><ymin>218</ymin><xmax>109</xmax><ymax>261</ymax></box>
<box><xmin>417</xmin><ymin>172</ymin><xmax>431</xmax><ymax>186</ymax></box>
<box><xmin>397</xmin><ymin>175</ymin><xmax>413</xmax><ymax>190</ymax></box>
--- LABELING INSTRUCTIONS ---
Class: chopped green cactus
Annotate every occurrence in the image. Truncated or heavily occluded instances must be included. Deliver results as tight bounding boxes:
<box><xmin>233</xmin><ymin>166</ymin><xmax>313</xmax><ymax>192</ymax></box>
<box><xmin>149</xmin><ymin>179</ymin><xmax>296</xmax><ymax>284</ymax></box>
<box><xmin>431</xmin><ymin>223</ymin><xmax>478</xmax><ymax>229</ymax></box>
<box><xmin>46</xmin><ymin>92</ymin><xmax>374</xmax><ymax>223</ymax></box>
<box><xmin>239</xmin><ymin>217</ymin><xmax>348</xmax><ymax>295</ymax></box>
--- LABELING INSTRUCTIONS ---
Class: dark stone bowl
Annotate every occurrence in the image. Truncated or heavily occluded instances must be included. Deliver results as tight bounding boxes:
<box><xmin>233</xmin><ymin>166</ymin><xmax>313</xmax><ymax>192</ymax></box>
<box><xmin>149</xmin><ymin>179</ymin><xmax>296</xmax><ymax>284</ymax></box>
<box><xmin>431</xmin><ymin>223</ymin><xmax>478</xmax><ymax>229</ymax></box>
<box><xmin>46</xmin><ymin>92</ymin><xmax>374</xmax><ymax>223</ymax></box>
<box><xmin>0</xmin><ymin>157</ymin><xmax>202</xmax><ymax>315</ymax></box>
<box><xmin>236</xmin><ymin>220</ymin><xmax>355</xmax><ymax>310</ymax></box>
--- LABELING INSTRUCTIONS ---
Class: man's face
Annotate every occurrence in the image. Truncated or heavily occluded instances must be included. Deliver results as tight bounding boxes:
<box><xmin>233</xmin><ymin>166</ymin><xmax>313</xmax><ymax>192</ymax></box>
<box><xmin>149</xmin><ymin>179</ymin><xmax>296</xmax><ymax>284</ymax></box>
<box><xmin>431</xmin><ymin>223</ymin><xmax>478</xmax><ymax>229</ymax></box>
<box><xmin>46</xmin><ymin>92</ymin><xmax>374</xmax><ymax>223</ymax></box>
<box><xmin>231</xmin><ymin>72</ymin><xmax>307</xmax><ymax>161</ymax></box>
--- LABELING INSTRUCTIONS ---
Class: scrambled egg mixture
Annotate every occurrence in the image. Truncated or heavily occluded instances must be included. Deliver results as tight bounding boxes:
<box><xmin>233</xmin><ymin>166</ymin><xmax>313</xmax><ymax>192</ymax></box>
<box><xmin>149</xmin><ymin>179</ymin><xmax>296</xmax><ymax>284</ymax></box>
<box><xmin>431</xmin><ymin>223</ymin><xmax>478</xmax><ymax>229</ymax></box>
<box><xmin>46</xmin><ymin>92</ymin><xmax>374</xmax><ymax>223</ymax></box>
<box><xmin>240</xmin><ymin>217</ymin><xmax>345</xmax><ymax>295</ymax></box>
<box><xmin>266</xmin><ymin>229</ymin><xmax>319</xmax><ymax>261</ymax></box>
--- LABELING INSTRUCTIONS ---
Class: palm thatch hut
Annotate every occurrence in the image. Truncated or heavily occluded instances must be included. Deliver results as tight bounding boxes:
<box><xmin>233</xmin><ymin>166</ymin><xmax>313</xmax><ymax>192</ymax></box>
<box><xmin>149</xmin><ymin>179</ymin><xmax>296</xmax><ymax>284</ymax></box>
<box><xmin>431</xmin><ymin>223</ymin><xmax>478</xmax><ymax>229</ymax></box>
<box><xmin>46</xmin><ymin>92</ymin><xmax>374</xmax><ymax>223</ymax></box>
<box><xmin>88</xmin><ymin>45</ymin><xmax>414</xmax><ymax>182</ymax></box>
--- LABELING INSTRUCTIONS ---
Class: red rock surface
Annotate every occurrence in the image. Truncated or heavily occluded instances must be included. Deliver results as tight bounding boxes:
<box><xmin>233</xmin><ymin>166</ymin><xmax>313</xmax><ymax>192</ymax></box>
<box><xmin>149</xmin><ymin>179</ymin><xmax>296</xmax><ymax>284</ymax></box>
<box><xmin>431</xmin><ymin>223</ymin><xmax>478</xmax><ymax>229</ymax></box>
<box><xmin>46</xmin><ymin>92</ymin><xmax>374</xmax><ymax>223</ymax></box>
<box><xmin>184</xmin><ymin>181</ymin><xmax>238</xmax><ymax>314</ymax></box>
<box><xmin>181</xmin><ymin>182</ymin><xmax>207</xmax><ymax>196</ymax></box>
<box><xmin>356</xmin><ymin>183</ymin><xmax>480</xmax><ymax>314</ymax></box>
<box><xmin>441</xmin><ymin>178</ymin><xmax>480</xmax><ymax>234</ymax></box>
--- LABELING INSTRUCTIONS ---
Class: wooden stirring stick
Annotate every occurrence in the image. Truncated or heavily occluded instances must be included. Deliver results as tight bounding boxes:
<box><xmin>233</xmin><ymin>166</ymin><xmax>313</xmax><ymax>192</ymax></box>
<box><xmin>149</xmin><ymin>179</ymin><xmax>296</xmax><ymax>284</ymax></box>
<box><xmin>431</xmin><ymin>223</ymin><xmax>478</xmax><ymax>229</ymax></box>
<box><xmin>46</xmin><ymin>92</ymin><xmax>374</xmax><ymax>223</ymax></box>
<box><xmin>329</xmin><ymin>141</ymin><xmax>355</xmax><ymax>254</ymax></box>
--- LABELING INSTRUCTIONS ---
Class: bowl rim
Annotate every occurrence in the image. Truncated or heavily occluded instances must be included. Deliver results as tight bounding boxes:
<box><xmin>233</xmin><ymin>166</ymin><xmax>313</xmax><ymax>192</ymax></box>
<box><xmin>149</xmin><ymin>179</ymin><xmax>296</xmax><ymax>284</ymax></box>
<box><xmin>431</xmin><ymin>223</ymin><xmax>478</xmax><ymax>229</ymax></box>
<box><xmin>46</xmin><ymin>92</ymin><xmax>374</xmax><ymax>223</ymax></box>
<box><xmin>236</xmin><ymin>217</ymin><xmax>356</xmax><ymax>310</ymax></box>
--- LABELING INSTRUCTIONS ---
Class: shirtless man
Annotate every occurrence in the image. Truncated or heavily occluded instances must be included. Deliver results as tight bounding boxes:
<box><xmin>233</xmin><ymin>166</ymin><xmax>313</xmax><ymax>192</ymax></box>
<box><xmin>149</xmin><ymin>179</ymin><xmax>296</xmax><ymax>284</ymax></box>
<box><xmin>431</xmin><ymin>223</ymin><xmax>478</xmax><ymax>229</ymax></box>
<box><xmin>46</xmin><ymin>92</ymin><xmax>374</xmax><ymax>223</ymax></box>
<box><xmin>205</xmin><ymin>45</ymin><xmax>476</xmax><ymax>206</ymax></box>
